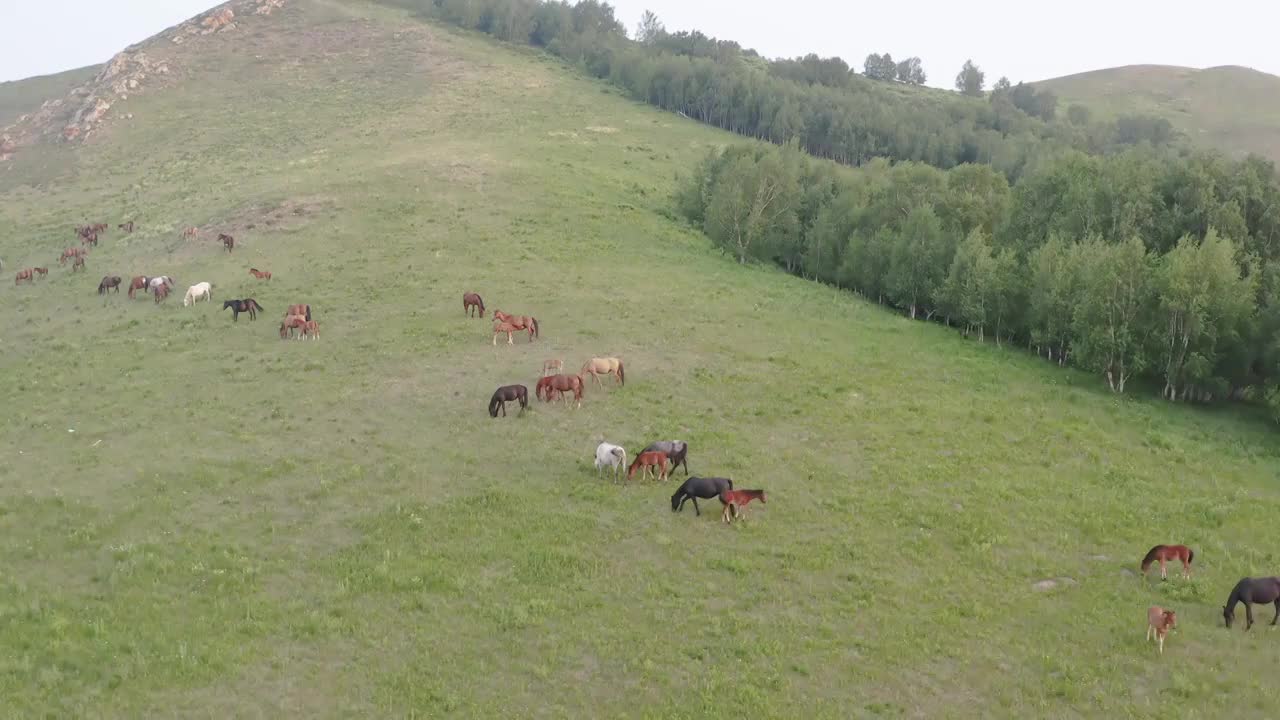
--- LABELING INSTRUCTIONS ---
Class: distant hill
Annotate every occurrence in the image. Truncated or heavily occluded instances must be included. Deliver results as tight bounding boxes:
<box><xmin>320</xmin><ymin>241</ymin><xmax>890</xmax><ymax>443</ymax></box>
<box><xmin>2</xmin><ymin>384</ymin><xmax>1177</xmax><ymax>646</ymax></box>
<box><xmin>1034</xmin><ymin>64</ymin><xmax>1280</xmax><ymax>164</ymax></box>
<box><xmin>0</xmin><ymin>65</ymin><xmax>100</xmax><ymax>128</ymax></box>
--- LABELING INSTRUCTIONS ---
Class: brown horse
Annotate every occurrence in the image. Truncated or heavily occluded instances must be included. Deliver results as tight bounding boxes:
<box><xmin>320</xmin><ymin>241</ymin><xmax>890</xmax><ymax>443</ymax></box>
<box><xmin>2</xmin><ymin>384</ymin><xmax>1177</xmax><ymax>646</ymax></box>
<box><xmin>492</xmin><ymin>320</ymin><xmax>533</xmax><ymax>345</ymax></box>
<box><xmin>301</xmin><ymin>320</ymin><xmax>320</xmax><ymax>340</ymax></box>
<box><xmin>81</xmin><ymin>232</ymin><xmax>98</xmax><ymax>247</ymax></box>
<box><xmin>285</xmin><ymin>304</ymin><xmax>312</xmax><ymax>322</ymax></box>
<box><xmin>182</xmin><ymin>226</ymin><xmax>199</xmax><ymax>239</ymax></box>
<box><xmin>219</xmin><ymin>234</ymin><xmax>235</xmax><ymax>252</ymax></box>
<box><xmin>127</xmin><ymin>275</ymin><xmax>149</xmax><ymax>299</ymax></box>
<box><xmin>546</xmin><ymin>374</ymin><xmax>585</xmax><ymax>407</ymax></box>
<box><xmin>627</xmin><ymin>451</ymin><xmax>669</xmax><ymax>481</ymax></box>
<box><xmin>33</xmin><ymin>267</ymin><xmax>48</xmax><ymax>278</ymax></box>
<box><xmin>463</xmin><ymin>292</ymin><xmax>485</xmax><ymax>318</ymax></box>
<box><xmin>281</xmin><ymin>314</ymin><xmax>308</xmax><ymax>338</ymax></box>
<box><xmin>91</xmin><ymin>223</ymin><xmax>108</xmax><ymax>234</ymax></box>
<box><xmin>98</xmin><ymin>276</ymin><xmax>122</xmax><ymax>294</ymax></box>
<box><xmin>14</xmin><ymin>268</ymin><xmax>34</xmax><ymax>284</ymax></box>
<box><xmin>248</xmin><ymin>268</ymin><xmax>272</xmax><ymax>280</ymax></box>
<box><xmin>1147</xmin><ymin>606</ymin><xmax>1176</xmax><ymax>654</ymax></box>
<box><xmin>492</xmin><ymin>310</ymin><xmax>539</xmax><ymax>339</ymax></box>
<box><xmin>71</xmin><ymin>256</ymin><xmax>85</xmax><ymax>272</ymax></box>
<box><xmin>719</xmin><ymin>489</ymin><xmax>766</xmax><ymax>523</ymax></box>
<box><xmin>1141</xmin><ymin>545</ymin><xmax>1194</xmax><ymax>580</ymax></box>
<box><xmin>118</xmin><ymin>221</ymin><xmax>134</xmax><ymax>233</ymax></box>
<box><xmin>59</xmin><ymin>247</ymin><xmax>86</xmax><ymax>264</ymax></box>
<box><xmin>153</xmin><ymin>283</ymin><xmax>170</xmax><ymax>303</ymax></box>
<box><xmin>581</xmin><ymin>357</ymin><xmax>625</xmax><ymax>387</ymax></box>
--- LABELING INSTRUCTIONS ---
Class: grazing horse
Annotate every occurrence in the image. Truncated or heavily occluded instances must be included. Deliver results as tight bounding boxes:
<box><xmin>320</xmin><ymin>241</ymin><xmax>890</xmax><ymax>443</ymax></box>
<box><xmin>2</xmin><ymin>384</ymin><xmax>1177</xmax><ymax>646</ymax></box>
<box><xmin>224</xmin><ymin>298</ymin><xmax>265</xmax><ymax>322</ymax></box>
<box><xmin>14</xmin><ymin>268</ymin><xmax>34</xmax><ymax>284</ymax></box>
<box><xmin>1147</xmin><ymin>606</ymin><xmax>1176</xmax><ymax>655</ymax></box>
<box><xmin>71</xmin><ymin>255</ymin><xmax>86</xmax><ymax>272</ymax></box>
<box><xmin>492</xmin><ymin>320</ymin><xmax>533</xmax><ymax>345</ymax></box>
<box><xmin>581</xmin><ymin>357</ymin><xmax>625</xmax><ymax>387</ymax></box>
<box><xmin>1141</xmin><ymin>544</ymin><xmax>1194</xmax><ymax>580</ymax></box>
<box><xmin>719</xmin><ymin>489</ymin><xmax>766</xmax><ymax>523</ymax></box>
<box><xmin>534</xmin><ymin>376</ymin><xmax>556</xmax><ymax>402</ymax></box>
<box><xmin>671</xmin><ymin>476</ymin><xmax>733</xmax><ymax>516</ymax></box>
<box><xmin>182</xmin><ymin>226</ymin><xmax>199</xmax><ymax>239</ymax></box>
<box><xmin>594</xmin><ymin>442</ymin><xmax>628</xmax><ymax>480</ymax></box>
<box><xmin>285</xmin><ymin>304</ymin><xmax>312</xmax><ymax>322</ymax></box>
<box><xmin>59</xmin><ymin>247</ymin><xmax>86</xmax><ymax>264</ymax></box>
<box><xmin>127</xmin><ymin>275</ymin><xmax>149</xmax><ymax>299</ymax></box>
<box><xmin>643</xmin><ymin>440</ymin><xmax>689</xmax><ymax>476</ymax></box>
<box><xmin>118</xmin><ymin>221</ymin><xmax>134</xmax><ymax>233</ymax></box>
<box><xmin>542</xmin><ymin>358</ymin><xmax>564</xmax><ymax>376</ymax></box>
<box><xmin>463</xmin><ymin>292</ymin><xmax>485</xmax><ymax>318</ymax></box>
<box><xmin>153</xmin><ymin>283</ymin><xmax>170</xmax><ymax>303</ymax></box>
<box><xmin>148</xmin><ymin>276</ymin><xmax>174</xmax><ymax>294</ymax></box>
<box><xmin>1223</xmin><ymin>577</ymin><xmax>1280</xmax><ymax>629</ymax></box>
<box><xmin>248</xmin><ymin>268</ymin><xmax>272</xmax><ymax>280</ymax></box>
<box><xmin>183</xmin><ymin>282</ymin><xmax>213</xmax><ymax>306</ymax></box>
<box><xmin>98</xmin><ymin>276</ymin><xmax>122</xmax><ymax>294</ymax></box>
<box><xmin>281</xmin><ymin>315</ymin><xmax>308</xmax><ymax>337</ymax></box>
<box><xmin>301</xmin><ymin>320</ymin><xmax>320</xmax><ymax>340</ymax></box>
<box><xmin>488</xmin><ymin>385</ymin><xmax>529</xmax><ymax>417</ymax></box>
<box><xmin>219</xmin><ymin>233</ymin><xmax>235</xmax><ymax>252</ymax></box>
<box><xmin>492</xmin><ymin>310</ymin><xmax>539</xmax><ymax>339</ymax></box>
<box><xmin>544</xmin><ymin>374</ymin><xmax>585</xmax><ymax>408</ymax></box>
<box><xmin>33</xmin><ymin>267</ymin><xmax>48</xmax><ymax>278</ymax></box>
<box><xmin>80</xmin><ymin>231</ymin><xmax>98</xmax><ymax>247</ymax></box>
<box><xmin>627</xmin><ymin>451</ymin><xmax>669</xmax><ymax>482</ymax></box>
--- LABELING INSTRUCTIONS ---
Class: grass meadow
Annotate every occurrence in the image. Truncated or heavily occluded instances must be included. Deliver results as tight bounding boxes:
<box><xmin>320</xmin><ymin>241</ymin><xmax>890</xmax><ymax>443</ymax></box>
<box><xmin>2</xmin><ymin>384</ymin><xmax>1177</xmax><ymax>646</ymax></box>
<box><xmin>3</xmin><ymin>1</ymin><xmax>1280</xmax><ymax>716</ymax></box>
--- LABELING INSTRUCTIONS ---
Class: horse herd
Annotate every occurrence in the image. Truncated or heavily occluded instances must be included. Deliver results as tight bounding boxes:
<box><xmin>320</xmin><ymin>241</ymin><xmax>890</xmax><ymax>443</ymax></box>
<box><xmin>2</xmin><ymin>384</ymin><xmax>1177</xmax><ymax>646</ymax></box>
<box><xmin>14</xmin><ymin>221</ymin><xmax>318</xmax><ymax>339</ymax></box>
<box><xmin>469</xmin><ymin>291</ymin><xmax>766</xmax><ymax>524</ymax></box>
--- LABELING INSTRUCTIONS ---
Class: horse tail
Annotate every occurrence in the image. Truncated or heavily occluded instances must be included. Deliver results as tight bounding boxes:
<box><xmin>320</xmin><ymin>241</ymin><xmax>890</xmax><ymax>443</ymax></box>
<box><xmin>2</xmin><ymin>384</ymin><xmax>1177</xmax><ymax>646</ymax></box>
<box><xmin>488</xmin><ymin>395</ymin><xmax>500</xmax><ymax>417</ymax></box>
<box><xmin>618</xmin><ymin>360</ymin><xmax>624</xmax><ymax>385</ymax></box>
<box><xmin>532</xmin><ymin>317</ymin><xmax>539</xmax><ymax>338</ymax></box>
<box><xmin>1141</xmin><ymin>545</ymin><xmax>1162</xmax><ymax>572</ymax></box>
<box><xmin>305</xmin><ymin>305</ymin><xmax>312</xmax><ymax>322</ymax></box>
<box><xmin>1187</xmin><ymin>548</ymin><xmax>1195</xmax><ymax>565</ymax></box>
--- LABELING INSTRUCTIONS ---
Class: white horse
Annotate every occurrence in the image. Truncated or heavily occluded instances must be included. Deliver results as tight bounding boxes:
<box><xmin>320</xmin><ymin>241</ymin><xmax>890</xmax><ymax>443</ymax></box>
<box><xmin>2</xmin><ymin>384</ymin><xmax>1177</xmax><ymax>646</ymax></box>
<box><xmin>594</xmin><ymin>442</ymin><xmax>627</xmax><ymax>480</ymax></box>
<box><xmin>148</xmin><ymin>276</ymin><xmax>174</xmax><ymax>293</ymax></box>
<box><xmin>183</xmin><ymin>281</ymin><xmax>212</xmax><ymax>306</ymax></box>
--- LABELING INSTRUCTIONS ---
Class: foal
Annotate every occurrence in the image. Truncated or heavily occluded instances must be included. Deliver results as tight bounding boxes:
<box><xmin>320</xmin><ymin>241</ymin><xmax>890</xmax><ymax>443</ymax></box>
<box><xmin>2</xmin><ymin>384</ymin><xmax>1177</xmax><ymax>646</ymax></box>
<box><xmin>627</xmin><ymin>452</ymin><xmax>669</xmax><ymax>482</ymax></box>
<box><xmin>1141</xmin><ymin>544</ymin><xmax>1194</xmax><ymax>580</ymax></box>
<box><xmin>719</xmin><ymin>489</ymin><xmax>766</xmax><ymax>523</ymax></box>
<box><xmin>1146</xmin><ymin>606</ymin><xmax>1176</xmax><ymax>654</ymax></box>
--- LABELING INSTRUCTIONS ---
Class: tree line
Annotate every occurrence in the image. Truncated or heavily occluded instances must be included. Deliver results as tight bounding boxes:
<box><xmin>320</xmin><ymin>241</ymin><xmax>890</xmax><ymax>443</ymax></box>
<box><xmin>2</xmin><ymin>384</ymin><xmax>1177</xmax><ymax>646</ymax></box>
<box><xmin>392</xmin><ymin>0</ymin><xmax>1181</xmax><ymax>180</ymax></box>
<box><xmin>677</xmin><ymin>141</ymin><xmax>1280</xmax><ymax>413</ymax></box>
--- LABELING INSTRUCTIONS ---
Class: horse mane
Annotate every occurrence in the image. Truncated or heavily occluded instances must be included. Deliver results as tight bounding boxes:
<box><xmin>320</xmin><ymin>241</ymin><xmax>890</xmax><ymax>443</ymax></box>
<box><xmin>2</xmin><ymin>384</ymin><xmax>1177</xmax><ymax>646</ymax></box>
<box><xmin>1140</xmin><ymin>545</ymin><xmax>1163</xmax><ymax>572</ymax></box>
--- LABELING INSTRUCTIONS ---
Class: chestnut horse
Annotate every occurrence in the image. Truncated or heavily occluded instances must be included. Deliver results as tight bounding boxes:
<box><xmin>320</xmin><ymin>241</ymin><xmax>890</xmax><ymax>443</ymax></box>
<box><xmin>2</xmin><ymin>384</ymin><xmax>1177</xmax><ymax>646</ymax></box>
<box><xmin>59</xmin><ymin>247</ymin><xmax>86</xmax><ymax>264</ymax></box>
<box><xmin>219</xmin><ymin>234</ymin><xmax>235</xmax><ymax>252</ymax></box>
<box><xmin>542</xmin><ymin>374</ymin><xmax>584</xmax><ymax>408</ymax></box>
<box><xmin>248</xmin><ymin>268</ymin><xmax>272</xmax><ymax>280</ymax></box>
<box><xmin>98</xmin><ymin>276</ymin><xmax>122</xmax><ymax>294</ymax></box>
<box><xmin>301</xmin><ymin>320</ymin><xmax>320</xmax><ymax>340</ymax></box>
<box><xmin>1147</xmin><ymin>606</ymin><xmax>1176</xmax><ymax>654</ymax></box>
<box><xmin>281</xmin><ymin>315</ymin><xmax>308</xmax><ymax>338</ymax></box>
<box><xmin>127</xmin><ymin>275</ymin><xmax>149</xmax><ymax>299</ymax></box>
<box><xmin>14</xmin><ymin>268</ymin><xmax>34</xmax><ymax>284</ymax></box>
<box><xmin>463</xmin><ymin>292</ymin><xmax>485</xmax><ymax>317</ymax></box>
<box><xmin>581</xmin><ymin>357</ymin><xmax>625</xmax><ymax>387</ymax></box>
<box><xmin>182</xmin><ymin>226</ymin><xmax>199</xmax><ymax>239</ymax></box>
<box><xmin>719</xmin><ymin>489</ymin><xmax>766</xmax><ymax>523</ymax></box>
<box><xmin>492</xmin><ymin>310</ymin><xmax>539</xmax><ymax>339</ymax></box>
<box><xmin>81</xmin><ymin>232</ymin><xmax>98</xmax><ymax>247</ymax></box>
<box><xmin>627</xmin><ymin>451</ymin><xmax>668</xmax><ymax>481</ymax></box>
<box><xmin>71</xmin><ymin>256</ymin><xmax>86</xmax><ymax>272</ymax></box>
<box><xmin>33</xmin><ymin>267</ymin><xmax>48</xmax><ymax>278</ymax></box>
<box><xmin>153</xmin><ymin>283</ymin><xmax>170</xmax><ymax>303</ymax></box>
<box><xmin>493</xmin><ymin>320</ymin><xmax>534</xmax><ymax>345</ymax></box>
<box><xmin>285</xmin><ymin>304</ymin><xmax>312</xmax><ymax>322</ymax></box>
<box><xmin>1141</xmin><ymin>544</ymin><xmax>1194</xmax><ymax>580</ymax></box>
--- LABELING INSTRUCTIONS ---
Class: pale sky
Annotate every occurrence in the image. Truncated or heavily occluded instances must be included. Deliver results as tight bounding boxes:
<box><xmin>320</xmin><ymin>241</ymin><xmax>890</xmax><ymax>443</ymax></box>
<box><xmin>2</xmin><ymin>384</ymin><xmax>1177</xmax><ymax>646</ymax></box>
<box><xmin>3</xmin><ymin>0</ymin><xmax>1278</xmax><ymax>87</ymax></box>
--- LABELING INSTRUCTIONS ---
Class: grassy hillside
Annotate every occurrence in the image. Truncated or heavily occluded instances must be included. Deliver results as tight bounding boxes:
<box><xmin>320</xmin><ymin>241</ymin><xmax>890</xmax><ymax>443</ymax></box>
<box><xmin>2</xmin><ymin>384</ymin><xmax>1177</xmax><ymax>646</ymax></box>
<box><xmin>4</xmin><ymin>1</ymin><xmax>1280</xmax><ymax>716</ymax></box>
<box><xmin>1036</xmin><ymin>64</ymin><xmax>1280</xmax><ymax>163</ymax></box>
<box><xmin>0</xmin><ymin>65</ymin><xmax>101</xmax><ymax>128</ymax></box>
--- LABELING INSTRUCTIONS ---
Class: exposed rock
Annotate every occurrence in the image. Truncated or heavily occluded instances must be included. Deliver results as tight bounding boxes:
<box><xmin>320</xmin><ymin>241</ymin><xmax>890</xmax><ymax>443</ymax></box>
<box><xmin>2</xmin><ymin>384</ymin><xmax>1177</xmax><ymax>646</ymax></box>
<box><xmin>254</xmin><ymin>0</ymin><xmax>286</xmax><ymax>15</ymax></box>
<box><xmin>201</xmin><ymin>9</ymin><xmax>236</xmax><ymax>34</ymax></box>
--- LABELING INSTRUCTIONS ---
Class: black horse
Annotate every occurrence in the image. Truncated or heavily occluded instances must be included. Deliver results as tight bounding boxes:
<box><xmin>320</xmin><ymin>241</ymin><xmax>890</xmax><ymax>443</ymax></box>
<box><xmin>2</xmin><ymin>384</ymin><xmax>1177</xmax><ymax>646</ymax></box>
<box><xmin>488</xmin><ymin>385</ymin><xmax>528</xmax><ymax>417</ymax></box>
<box><xmin>97</xmin><ymin>275</ymin><xmax>122</xmax><ymax>294</ymax></box>
<box><xmin>223</xmin><ymin>298</ymin><xmax>265</xmax><ymax>321</ymax></box>
<box><xmin>1224</xmin><ymin>577</ymin><xmax>1280</xmax><ymax>629</ymax></box>
<box><xmin>670</xmin><ymin>476</ymin><xmax>732</xmax><ymax>516</ymax></box>
<box><xmin>643</xmin><ymin>440</ymin><xmax>689</xmax><ymax>476</ymax></box>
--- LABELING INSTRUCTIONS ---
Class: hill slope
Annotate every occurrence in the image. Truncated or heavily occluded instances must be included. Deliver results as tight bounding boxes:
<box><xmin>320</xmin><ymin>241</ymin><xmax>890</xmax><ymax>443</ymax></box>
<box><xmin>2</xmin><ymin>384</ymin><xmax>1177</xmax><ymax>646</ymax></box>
<box><xmin>4</xmin><ymin>1</ymin><xmax>1280</xmax><ymax>716</ymax></box>
<box><xmin>1035</xmin><ymin>64</ymin><xmax>1280</xmax><ymax>163</ymax></box>
<box><xmin>0</xmin><ymin>65</ymin><xmax>101</xmax><ymax>128</ymax></box>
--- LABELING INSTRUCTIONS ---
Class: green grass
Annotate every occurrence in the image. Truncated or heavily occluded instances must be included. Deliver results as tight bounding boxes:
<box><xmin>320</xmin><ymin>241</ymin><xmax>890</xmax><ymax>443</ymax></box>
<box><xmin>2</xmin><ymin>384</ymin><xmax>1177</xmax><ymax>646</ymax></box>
<box><xmin>5</xmin><ymin>2</ymin><xmax>1280</xmax><ymax>716</ymax></box>
<box><xmin>0</xmin><ymin>64</ymin><xmax>100</xmax><ymax>128</ymax></box>
<box><xmin>1035</xmin><ymin>64</ymin><xmax>1280</xmax><ymax>163</ymax></box>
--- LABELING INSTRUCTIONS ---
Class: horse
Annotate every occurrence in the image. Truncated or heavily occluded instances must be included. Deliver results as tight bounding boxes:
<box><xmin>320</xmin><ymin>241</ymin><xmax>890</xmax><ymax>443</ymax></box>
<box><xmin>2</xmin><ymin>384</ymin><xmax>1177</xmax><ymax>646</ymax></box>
<box><xmin>463</xmin><ymin>292</ymin><xmax>485</xmax><ymax>318</ymax></box>
<box><xmin>59</xmin><ymin>247</ymin><xmax>85</xmax><ymax>264</ymax></box>
<box><xmin>182</xmin><ymin>226</ymin><xmax>199</xmax><ymax>239</ymax></box>
<box><xmin>1147</xmin><ymin>606</ymin><xmax>1176</xmax><ymax>655</ymax></box>
<box><xmin>80</xmin><ymin>231</ymin><xmax>98</xmax><ymax>247</ymax></box>
<box><xmin>127</xmin><ymin>275</ymin><xmax>149</xmax><ymax>299</ymax></box>
<box><xmin>98</xmin><ymin>276</ymin><xmax>122</xmax><ymax>294</ymax></box>
<box><xmin>493</xmin><ymin>320</ymin><xmax>534</xmax><ymax>345</ymax></box>
<box><xmin>488</xmin><ymin>385</ymin><xmax>529</xmax><ymax>417</ymax></box>
<box><xmin>91</xmin><ymin>223</ymin><xmax>107</xmax><ymax>234</ymax></box>
<box><xmin>594</xmin><ymin>442</ymin><xmax>628</xmax><ymax>480</ymax></box>
<box><xmin>281</xmin><ymin>315</ymin><xmax>308</xmax><ymax>337</ymax></box>
<box><xmin>671</xmin><ymin>476</ymin><xmax>733</xmax><ymax>516</ymax></box>
<box><xmin>1223</xmin><ymin>577</ymin><xmax>1280</xmax><ymax>629</ymax></box>
<box><xmin>285</xmin><ymin>304</ymin><xmax>312</xmax><ymax>322</ymax></box>
<box><xmin>224</xmin><ymin>298</ymin><xmax>265</xmax><ymax>322</ymax></box>
<box><xmin>627</xmin><ymin>451</ymin><xmax>669</xmax><ymax>482</ymax></box>
<box><xmin>219</xmin><ymin>233</ymin><xmax>235</xmax><ymax>252</ymax></box>
<box><xmin>33</xmin><ymin>267</ymin><xmax>48</xmax><ymax>278</ymax></box>
<box><xmin>642</xmin><ymin>440</ymin><xmax>689</xmax><ymax>476</ymax></box>
<box><xmin>542</xmin><ymin>358</ymin><xmax>563</xmax><ymax>376</ymax></box>
<box><xmin>153</xmin><ymin>283</ymin><xmax>170</xmax><ymax>303</ymax></box>
<box><xmin>492</xmin><ymin>310</ymin><xmax>539</xmax><ymax>338</ymax></box>
<box><xmin>183</xmin><ymin>282</ymin><xmax>213</xmax><ymax>306</ymax></box>
<box><xmin>71</xmin><ymin>255</ymin><xmax>85</xmax><ymax>272</ymax></box>
<box><xmin>545</xmin><ymin>374</ymin><xmax>585</xmax><ymax>408</ymax></box>
<box><xmin>581</xmin><ymin>357</ymin><xmax>625</xmax><ymax>387</ymax></box>
<box><xmin>118</xmin><ymin>221</ymin><xmax>134</xmax><ymax>233</ymax></box>
<box><xmin>301</xmin><ymin>320</ymin><xmax>320</xmax><ymax>340</ymax></box>
<box><xmin>1141</xmin><ymin>544</ymin><xmax>1194</xmax><ymax>580</ymax></box>
<box><xmin>148</xmin><ymin>276</ymin><xmax>174</xmax><ymax>294</ymax></box>
<box><xmin>14</xmin><ymin>268</ymin><xmax>34</xmax><ymax>284</ymax></box>
<box><xmin>719</xmin><ymin>489</ymin><xmax>766</xmax><ymax>523</ymax></box>
<box><xmin>248</xmin><ymin>268</ymin><xmax>272</xmax><ymax>280</ymax></box>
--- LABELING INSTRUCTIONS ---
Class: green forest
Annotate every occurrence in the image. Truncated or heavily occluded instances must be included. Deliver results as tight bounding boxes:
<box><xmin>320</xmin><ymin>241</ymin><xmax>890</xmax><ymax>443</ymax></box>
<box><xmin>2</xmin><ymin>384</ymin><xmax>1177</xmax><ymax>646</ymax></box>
<box><xmin>401</xmin><ymin>0</ymin><xmax>1280</xmax><ymax>415</ymax></box>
